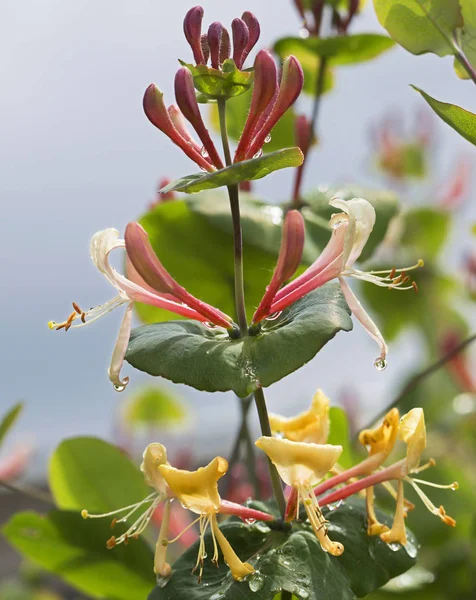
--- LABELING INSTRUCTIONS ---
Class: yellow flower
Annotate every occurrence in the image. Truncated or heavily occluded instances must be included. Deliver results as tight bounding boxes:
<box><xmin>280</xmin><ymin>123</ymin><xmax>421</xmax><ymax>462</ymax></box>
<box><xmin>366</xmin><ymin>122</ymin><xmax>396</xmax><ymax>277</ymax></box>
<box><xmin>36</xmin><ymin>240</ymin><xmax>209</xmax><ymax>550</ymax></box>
<box><xmin>269</xmin><ymin>389</ymin><xmax>330</xmax><ymax>444</ymax></box>
<box><xmin>256</xmin><ymin>436</ymin><xmax>344</xmax><ymax>556</ymax></box>
<box><xmin>358</xmin><ymin>408</ymin><xmax>400</xmax><ymax>535</ymax></box>
<box><xmin>379</xmin><ymin>408</ymin><xmax>457</xmax><ymax>545</ymax></box>
<box><xmin>159</xmin><ymin>457</ymin><xmax>255</xmax><ymax>581</ymax></box>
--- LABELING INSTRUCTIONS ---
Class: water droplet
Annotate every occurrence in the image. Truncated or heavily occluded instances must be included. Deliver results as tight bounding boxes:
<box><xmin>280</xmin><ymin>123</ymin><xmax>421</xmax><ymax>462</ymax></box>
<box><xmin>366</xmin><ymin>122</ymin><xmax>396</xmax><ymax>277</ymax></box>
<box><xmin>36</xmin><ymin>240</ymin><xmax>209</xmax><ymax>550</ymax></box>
<box><xmin>326</xmin><ymin>499</ymin><xmax>344</xmax><ymax>512</ymax></box>
<box><xmin>264</xmin><ymin>134</ymin><xmax>272</xmax><ymax>143</ymax></box>
<box><xmin>294</xmin><ymin>588</ymin><xmax>310</xmax><ymax>599</ymax></box>
<box><xmin>374</xmin><ymin>357</ymin><xmax>387</xmax><ymax>371</ymax></box>
<box><xmin>253</xmin><ymin>521</ymin><xmax>271</xmax><ymax>533</ymax></box>
<box><xmin>253</xmin><ymin>149</ymin><xmax>263</xmax><ymax>159</ymax></box>
<box><xmin>155</xmin><ymin>573</ymin><xmax>171</xmax><ymax>588</ymax></box>
<box><xmin>204</xmin><ymin>321</ymin><xmax>219</xmax><ymax>329</ymax></box>
<box><xmin>244</xmin><ymin>518</ymin><xmax>256</xmax><ymax>525</ymax></box>
<box><xmin>248</xmin><ymin>573</ymin><xmax>265</xmax><ymax>592</ymax></box>
<box><xmin>210</xmin><ymin>593</ymin><xmax>225</xmax><ymax>600</ymax></box>
<box><xmin>200</xmin><ymin>146</ymin><xmax>209</xmax><ymax>158</ymax></box>
<box><xmin>113</xmin><ymin>383</ymin><xmax>127</xmax><ymax>392</ymax></box>
<box><xmin>299</xmin><ymin>28</ymin><xmax>310</xmax><ymax>39</ymax></box>
<box><xmin>388</xmin><ymin>542</ymin><xmax>401</xmax><ymax>552</ymax></box>
<box><xmin>265</xmin><ymin>311</ymin><xmax>282</xmax><ymax>321</ymax></box>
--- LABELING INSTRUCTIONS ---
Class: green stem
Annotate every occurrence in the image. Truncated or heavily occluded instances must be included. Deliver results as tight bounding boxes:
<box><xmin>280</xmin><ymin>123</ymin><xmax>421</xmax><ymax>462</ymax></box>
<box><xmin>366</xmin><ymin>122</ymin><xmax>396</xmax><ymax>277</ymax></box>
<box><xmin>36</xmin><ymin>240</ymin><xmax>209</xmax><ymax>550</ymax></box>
<box><xmin>453</xmin><ymin>44</ymin><xmax>476</xmax><ymax>85</ymax></box>
<box><xmin>243</xmin><ymin>417</ymin><xmax>260</xmax><ymax>497</ymax></box>
<box><xmin>360</xmin><ymin>332</ymin><xmax>476</xmax><ymax>432</ymax></box>
<box><xmin>217</xmin><ymin>98</ymin><xmax>248</xmax><ymax>335</ymax></box>
<box><xmin>254</xmin><ymin>387</ymin><xmax>287</xmax><ymax>517</ymax></box>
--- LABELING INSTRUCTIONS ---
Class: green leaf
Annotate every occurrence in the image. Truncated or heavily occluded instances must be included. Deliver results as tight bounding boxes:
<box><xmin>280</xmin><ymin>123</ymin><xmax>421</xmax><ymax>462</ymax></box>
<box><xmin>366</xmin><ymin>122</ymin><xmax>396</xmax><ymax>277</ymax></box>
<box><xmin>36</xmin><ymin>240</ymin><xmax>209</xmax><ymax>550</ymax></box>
<box><xmin>49</xmin><ymin>437</ymin><xmax>150</xmax><ymax>512</ymax></box>
<box><xmin>126</xmin><ymin>283</ymin><xmax>353</xmax><ymax>398</ymax></box>
<box><xmin>274</xmin><ymin>34</ymin><xmax>395</xmax><ymax>66</ymax></box>
<box><xmin>209</xmin><ymin>89</ymin><xmax>297</xmax><ymax>153</ymax></box>
<box><xmin>328</xmin><ymin>407</ymin><xmax>354</xmax><ymax>469</ymax></box>
<box><xmin>412</xmin><ymin>86</ymin><xmax>476</xmax><ymax>146</ymax></box>
<box><xmin>123</xmin><ymin>385</ymin><xmax>188</xmax><ymax>428</ymax></box>
<box><xmin>373</xmin><ymin>0</ymin><xmax>463</xmax><ymax>57</ymax></box>
<box><xmin>3</xmin><ymin>510</ymin><xmax>154</xmax><ymax>600</ymax></box>
<box><xmin>0</xmin><ymin>403</ymin><xmax>23</xmax><ymax>448</ymax></box>
<box><xmin>160</xmin><ymin>148</ymin><xmax>304</xmax><ymax>194</ymax></box>
<box><xmin>148</xmin><ymin>499</ymin><xmax>417</xmax><ymax>600</ymax></box>
<box><xmin>302</xmin><ymin>186</ymin><xmax>400</xmax><ymax>262</ymax></box>
<box><xmin>401</xmin><ymin>207</ymin><xmax>451</xmax><ymax>260</ymax></box>
<box><xmin>181</xmin><ymin>59</ymin><xmax>253</xmax><ymax>99</ymax></box>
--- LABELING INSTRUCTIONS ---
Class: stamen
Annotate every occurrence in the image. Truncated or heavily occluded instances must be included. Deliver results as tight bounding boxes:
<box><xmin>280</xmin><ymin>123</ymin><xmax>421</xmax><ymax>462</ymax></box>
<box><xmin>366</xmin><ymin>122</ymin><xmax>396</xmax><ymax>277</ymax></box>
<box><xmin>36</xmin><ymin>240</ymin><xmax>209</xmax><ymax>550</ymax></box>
<box><xmin>405</xmin><ymin>478</ymin><xmax>456</xmax><ymax>526</ymax></box>
<box><xmin>107</xmin><ymin>536</ymin><xmax>116</xmax><ymax>549</ymax></box>
<box><xmin>389</xmin><ymin>267</ymin><xmax>397</xmax><ymax>279</ymax></box>
<box><xmin>411</xmin><ymin>458</ymin><xmax>436</xmax><ymax>474</ymax></box>
<box><xmin>166</xmin><ymin>515</ymin><xmax>202</xmax><ymax>544</ymax></box>
<box><xmin>72</xmin><ymin>302</ymin><xmax>82</xmax><ymax>314</ymax></box>
<box><xmin>81</xmin><ymin>493</ymin><xmax>157</xmax><ymax>520</ymax></box>
<box><xmin>409</xmin><ymin>477</ymin><xmax>459</xmax><ymax>490</ymax></box>
<box><xmin>412</xmin><ymin>281</ymin><xmax>419</xmax><ymax>293</ymax></box>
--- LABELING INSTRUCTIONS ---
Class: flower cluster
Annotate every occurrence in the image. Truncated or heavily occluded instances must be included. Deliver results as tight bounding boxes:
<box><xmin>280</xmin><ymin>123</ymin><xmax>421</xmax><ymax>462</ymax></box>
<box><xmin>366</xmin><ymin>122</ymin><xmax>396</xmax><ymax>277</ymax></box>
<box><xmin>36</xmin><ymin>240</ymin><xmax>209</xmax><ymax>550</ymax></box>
<box><xmin>49</xmin><ymin>197</ymin><xmax>422</xmax><ymax>389</ymax></box>
<box><xmin>81</xmin><ymin>392</ymin><xmax>457</xmax><ymax>583</ymax></box>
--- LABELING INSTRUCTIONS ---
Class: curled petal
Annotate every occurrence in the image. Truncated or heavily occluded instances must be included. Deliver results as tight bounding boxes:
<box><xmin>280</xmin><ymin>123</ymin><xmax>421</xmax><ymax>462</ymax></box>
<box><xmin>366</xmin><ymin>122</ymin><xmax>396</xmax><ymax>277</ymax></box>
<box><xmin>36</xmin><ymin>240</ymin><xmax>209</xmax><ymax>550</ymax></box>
<box><xmin>253</xmin><ymin>210</ymin><xmax>305</xmax><ymax>323</ymax></box>
<box><xmin>108</xmin><ymin>303</ymin><xmax>133</xmax><ymax>391</ymax></box>
<box><xmin>329</xmin><ymin>198</ymin><xmax>376</xmax><ymax>267</ymax></box>
<box><xmin>174</xmin><ymin>68</ymin><xmax>223</xmax><ymax>168</ymax></box>
<box><xmin>184</xmin><ymin>6</ymin><xmax>205</xmax><ymax>64</ymax></box>
<box><xmin>338</xmin><ymin>277</ymin><xmax>388</xmax><ymax>363</ymax></box>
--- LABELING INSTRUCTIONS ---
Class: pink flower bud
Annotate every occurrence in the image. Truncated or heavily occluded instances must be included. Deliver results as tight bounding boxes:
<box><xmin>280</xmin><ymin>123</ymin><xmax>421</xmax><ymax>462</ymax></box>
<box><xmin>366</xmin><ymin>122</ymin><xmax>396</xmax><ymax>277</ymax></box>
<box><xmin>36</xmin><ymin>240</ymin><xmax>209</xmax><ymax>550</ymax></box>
<box><xmin>174</xmin><ymin>68</ymin><xmax>224</xmax><ymax>168</ymax></box>
<box><xmin>200</xmin><ymin>33</ymin><xmax>210</xmax><ymax>64</ymax></box>
<box><xmin>167</xmin><ymin>105</ymin><xmax>203</xmax><ymax>154</ymax></box>
<box><xmin>208</xmin><ymin>21</ymin><xmax>224</xmax><ymax>69</ymax></box>
<box><xmin>234</xmin><ymin>50</ymin><xmax>278</xmax><ymax>162</ymax></box>
<box><xmin>125</xmin><ymin>222</ymin><xmax>233</xmax><ymax>328</ymax></box>
<box><xmin>220</xmin><ymin>27</ymin><xmax>231</xmax><ymax>64</ymax></box>
<box><xmin>143</xmin><ymin>84</ymin><xmax>214</xmax><ymax>172</ymax></box>
<box><xmin>184</xmin><ymin>6</ymin><xmax>205</xmax><ymax>64</ymax></box>
<box><xmin>244</xmin><ymin>56</ymin><xmax>304</xmax><ymax>160</ymax></box>
<box><xmin>241</xmin><ymin>12</ymin><xmax>260</xmax><ymax>63</ymax></box>
<box><xmin>294</xmin><ymin>114</ymin><xmax>312</xmax><ymax>154</ymax></box>
<box><xmin>231</xmin><ymin>18</ymin><xmax>249</xmax><ymax>69</ymax></box>
<box><xmin>253</xmin><ymin>210</ymin><xmax>305</xmax><ymax>323</ymax></box>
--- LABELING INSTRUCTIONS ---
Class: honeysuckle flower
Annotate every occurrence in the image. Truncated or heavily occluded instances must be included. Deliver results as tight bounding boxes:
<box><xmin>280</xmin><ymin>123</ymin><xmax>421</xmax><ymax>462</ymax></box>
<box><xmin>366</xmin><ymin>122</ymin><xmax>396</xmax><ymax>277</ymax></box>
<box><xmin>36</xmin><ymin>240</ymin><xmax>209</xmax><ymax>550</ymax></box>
<box><xmin>81</xmin><ymin>443</ymin><xmax>272</xmax><ymax>581</ymax></box>
<box><xmin>380</xmin><ymin>408</ymin><xmax>457</xmax><ymax>545</ymax></box>
<box><xmin>159</xmin><ymin>457</ymin><xmax>255</xmax><ymax>581</ymax></box>
<box><xmin>235</xmin><ymin>54</ymin><xmax>304</xmax><ymax>162</ymax></box>
<box><xmin>256</xmin><ymin>436</ymin><xmax>344</xmax><ymax>556</ymax></box>
<box><xmin>268</xmin><ymin>388</ymin><xmax>330</xmax><ymax>444</ymax></box>
<box><xmin>49</xmin><ymin>226</ymin><xmax>233</xmax><ymax>391</ymax></box>
<box><xmin>253</xmin><ymin>198</ymin><xmax>423</xmax><ymax>368</ymax></box>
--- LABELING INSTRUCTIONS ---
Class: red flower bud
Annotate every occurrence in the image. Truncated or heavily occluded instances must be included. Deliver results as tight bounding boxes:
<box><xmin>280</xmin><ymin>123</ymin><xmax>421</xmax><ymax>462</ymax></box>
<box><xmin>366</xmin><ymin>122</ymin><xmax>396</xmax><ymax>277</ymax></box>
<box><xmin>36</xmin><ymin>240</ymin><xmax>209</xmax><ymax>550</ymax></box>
<box><xmin>232</xmin><ymin>19</ymin><xmax>249</xmax><ymax>69</ymax></box>
<box><xmin>241</xmin><ymin>11</ymin><xmax>260</xmax><ymax>62</ymax></box>
<box><xmin>294</xmin><ymin>114</ymin><xmax>312</xmax><ymax>154</ymax></box>
<box><xmin>184</xmin><ymin>6</ymin><xmax>205</xmax><ymax>64</ymax></box>
<box><xmin>143</xmin><ymin>84</ymin><xmax>214</xmax><ymax>172</ymax></box>
<box><xmin>174</xmin><ymin>68</ymin><xmax>224</xmax><ymax>168</ymax></box>
<box><xmin>253</xmin><ymin>210</ymin><xmax>305</xmax><ymax>323</ymax></box>
<box><xmin>208</xmin><ymin>21</ymin><xmax>224</xmax><ymax>69</ymax></box>
<box><xmin>244</xmin><ymin>56</ymin><xmax>304</xmax><ymax>160</ymax></box>
<box><xmin>234</xmin><ymin>50</ymin><xmax>278</xmax><ymax>162</ymax></box>
<box><xmin>292</xmin><ymin>0</ymin><xmax>306</xmax><ymax>21</ymax></box>
<box><xmin>167</xmin><ymin>105</ymin><xmax>203</xmax><ymax>155</ymax></box>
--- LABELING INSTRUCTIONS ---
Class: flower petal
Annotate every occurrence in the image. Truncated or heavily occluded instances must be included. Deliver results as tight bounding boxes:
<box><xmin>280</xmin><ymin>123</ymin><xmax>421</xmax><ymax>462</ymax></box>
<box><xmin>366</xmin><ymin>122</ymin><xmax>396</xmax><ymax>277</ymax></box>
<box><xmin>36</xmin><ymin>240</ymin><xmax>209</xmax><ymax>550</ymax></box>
<box><xmin>329</xmin><ymin>198</ymin><xmax>376</xmax><ymax>267</ymax></box>
<box><xmin>339</xmin><ymin>277</ymin><xmax>388</xmax><ymax>362</ymax></box>
<box><xmin>108</xmin><ymin>303</ymin><xmax>133</xmax><ymax>391</ymax></box>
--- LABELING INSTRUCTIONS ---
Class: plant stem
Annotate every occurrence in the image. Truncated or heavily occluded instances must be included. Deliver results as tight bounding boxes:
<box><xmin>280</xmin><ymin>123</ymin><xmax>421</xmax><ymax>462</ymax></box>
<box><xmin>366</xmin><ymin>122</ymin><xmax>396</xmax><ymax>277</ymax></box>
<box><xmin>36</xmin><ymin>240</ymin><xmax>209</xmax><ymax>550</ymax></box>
<box><xmin>453</xmin><ymin>45</ymin><xmax>476</xmax><ymax>85</ymax></box>
<box><xmin>253</xmin><ymin>387</ymin><xmax>287</xmax><ymax>517</ymax></box>
<box><xmin>361</xmin><ymin>332</ymin><xmax>476</xmax><ymax>431</ymax></box>
<box><xmin>217</xmin><ymin>98</ymin><xmax>248</xmax><ymax>335</ymax></box>
<box><xmin>0</xmin><ymin>479</ymin><xmax>54</xmax><ymax>505</ymax></box>
<box><xmin>292</xmin><ymin>56</ymin><xmax>327</xmax><ymax>205</ymax></box>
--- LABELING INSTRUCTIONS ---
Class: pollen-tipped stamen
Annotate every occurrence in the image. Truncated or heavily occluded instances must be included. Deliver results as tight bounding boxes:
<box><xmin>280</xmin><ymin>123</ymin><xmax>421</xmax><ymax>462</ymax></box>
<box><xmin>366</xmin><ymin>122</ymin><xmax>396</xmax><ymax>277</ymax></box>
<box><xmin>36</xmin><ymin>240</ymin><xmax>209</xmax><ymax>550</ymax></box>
<box><xmin>405</xmin><ymin>477</ymin><xmax>457</xmax><ymax>526</ymax></box>
<box><xmin>299</xmin><ymin>485</ymin><xmax>344</xmax><ymax>556</ymax></box>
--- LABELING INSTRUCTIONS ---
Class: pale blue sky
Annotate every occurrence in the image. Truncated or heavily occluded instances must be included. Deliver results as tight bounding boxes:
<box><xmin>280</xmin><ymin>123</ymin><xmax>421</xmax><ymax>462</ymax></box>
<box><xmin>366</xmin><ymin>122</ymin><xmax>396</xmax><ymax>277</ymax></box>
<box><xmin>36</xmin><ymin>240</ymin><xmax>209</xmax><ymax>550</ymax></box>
<box><xmin>1</xmin><ymin>0</ymin><xmax>475</xmax><ymax>475</ymax></box>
